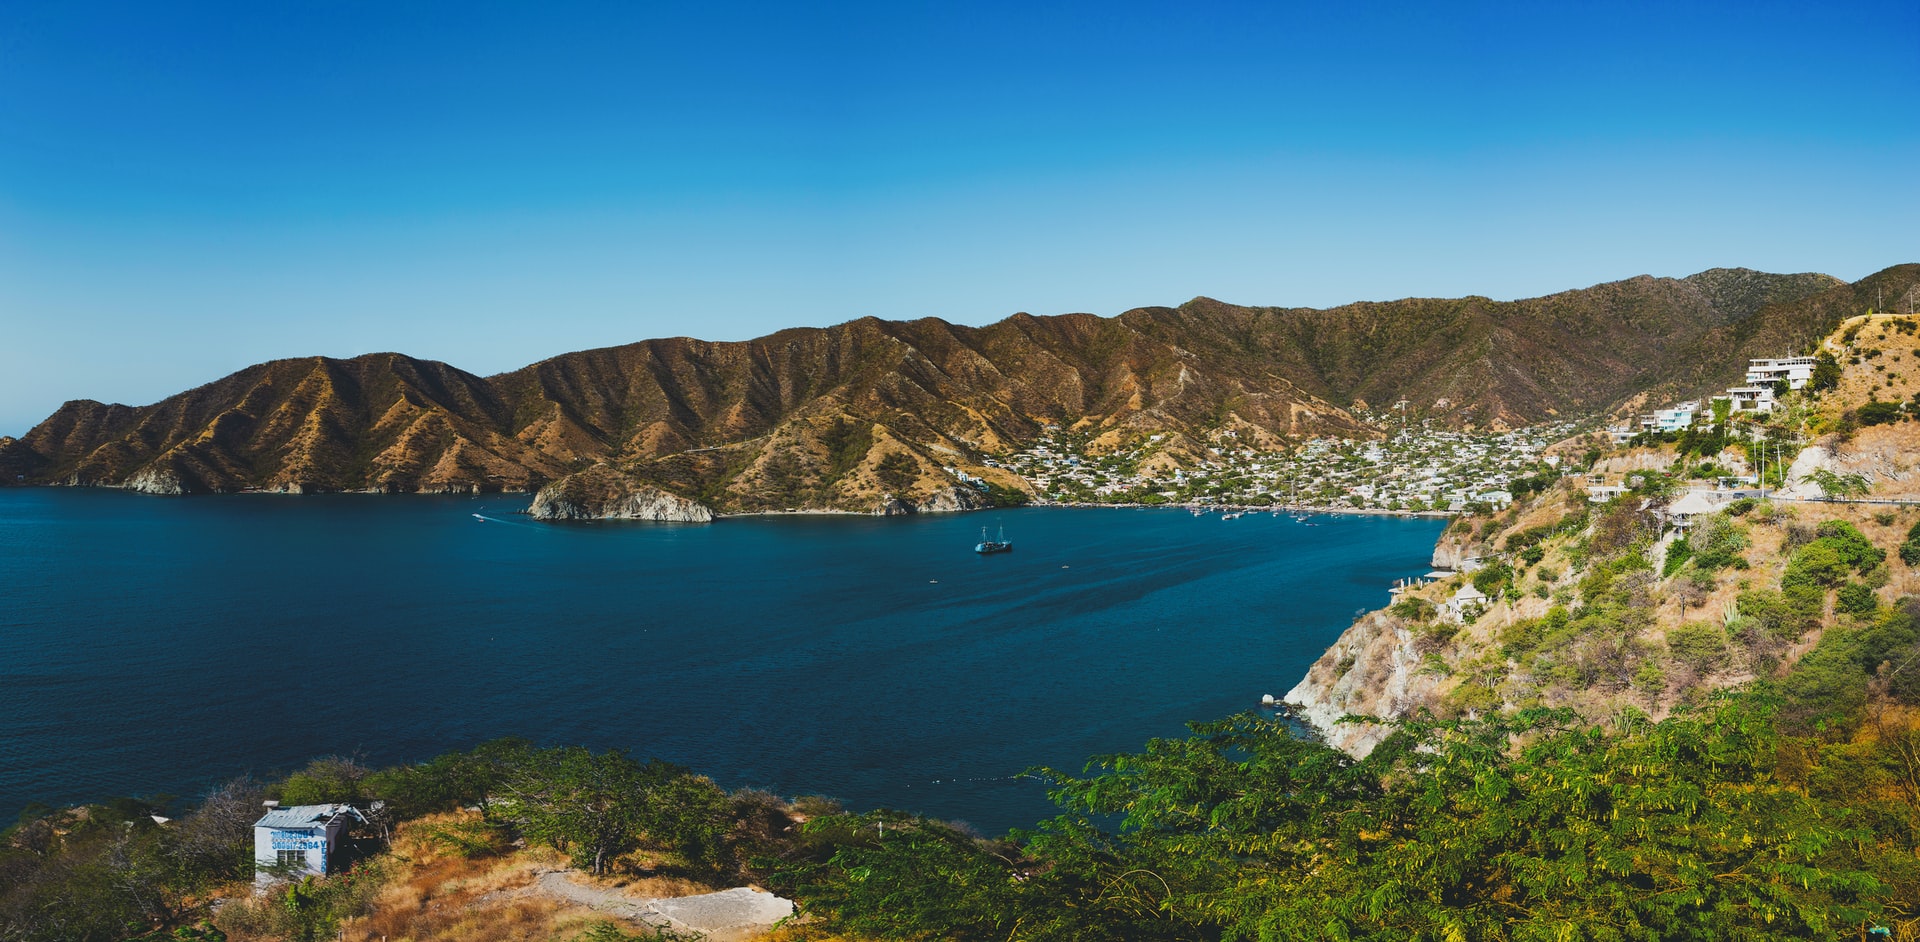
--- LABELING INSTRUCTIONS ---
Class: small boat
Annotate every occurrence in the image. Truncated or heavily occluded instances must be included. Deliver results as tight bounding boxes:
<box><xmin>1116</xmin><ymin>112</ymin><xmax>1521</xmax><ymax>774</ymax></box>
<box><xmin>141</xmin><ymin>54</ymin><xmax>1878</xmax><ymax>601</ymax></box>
<box><xmin>975</xmin><ymin>525</ymin><xmax>1012</xmax><ymax>554</ymax></box>
<box><xmin>472</xmin><ymin>513</ymin><xmax>486</xmax><ymax>522</ymax></box>
<box><xmin>1221</xmin><ymin>511</ymin><xmax>1244</xmax><ymax>520</ymax></box>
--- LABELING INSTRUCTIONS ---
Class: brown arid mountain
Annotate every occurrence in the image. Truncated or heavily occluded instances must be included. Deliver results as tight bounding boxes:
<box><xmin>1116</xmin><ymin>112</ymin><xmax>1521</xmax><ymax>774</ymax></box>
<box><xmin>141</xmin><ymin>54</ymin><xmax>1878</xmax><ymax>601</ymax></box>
<box><xmin>3</xmin><ymin>264</ymin><xmax>1912</xmax><ymax>516</ymax></box>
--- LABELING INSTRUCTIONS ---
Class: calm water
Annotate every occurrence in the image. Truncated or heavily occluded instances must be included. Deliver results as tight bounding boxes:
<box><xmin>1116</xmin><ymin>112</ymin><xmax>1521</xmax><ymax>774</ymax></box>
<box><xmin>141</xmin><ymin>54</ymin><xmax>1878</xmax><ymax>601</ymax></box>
<box><xmin>0</xmin><ymin>490</ymin><xmax>1443</xmax><ymax>833</ymax></box>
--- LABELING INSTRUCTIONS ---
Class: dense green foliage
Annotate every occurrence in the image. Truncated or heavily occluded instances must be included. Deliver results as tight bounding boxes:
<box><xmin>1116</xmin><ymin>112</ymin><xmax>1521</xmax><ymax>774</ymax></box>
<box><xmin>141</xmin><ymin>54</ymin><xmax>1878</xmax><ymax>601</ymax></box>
<box><xmin>784</xmin><ymin>698</ymin><xmax>1915</xmax><ymax>940</ymax></box>
<box><xmin>0</xmin><ymin>741</ymin><xmax>774</xmax><ymax>942</ymax></box>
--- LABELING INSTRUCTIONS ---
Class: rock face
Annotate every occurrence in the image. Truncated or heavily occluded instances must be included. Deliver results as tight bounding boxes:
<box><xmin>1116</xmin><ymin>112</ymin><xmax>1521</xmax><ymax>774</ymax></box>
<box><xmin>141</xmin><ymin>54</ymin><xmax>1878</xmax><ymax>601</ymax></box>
<box><xmin>528</xmin><ymin>467</ymin><xmax>715</xmax><ymax>522</ymax></box>
<box><xmin>1430</xmin><ymin>531</ymin><xmax>1482</xmax><ymax>572</ymax></box>
<box><xmin>1284</xmin><ymin>609</ymin><xmax>1436</xmax><ymax>758</ymax></box>
<box><xmin>874</xmin><ymin>485</ymin><xmax>992</xmax><ymax>515</ymax></box>
<box><xmin>123</xmin><ymin>467</ymin><xmax>188</xmax><ymax>496</ymax></box>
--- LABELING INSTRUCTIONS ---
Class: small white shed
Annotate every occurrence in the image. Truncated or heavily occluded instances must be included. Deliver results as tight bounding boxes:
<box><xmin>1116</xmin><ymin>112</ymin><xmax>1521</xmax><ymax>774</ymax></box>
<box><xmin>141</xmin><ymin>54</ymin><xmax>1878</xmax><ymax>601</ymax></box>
<box><xmin>253</xmin><ymin>803</ymin><xmax>365</xmax><ymax>880</ymax></box>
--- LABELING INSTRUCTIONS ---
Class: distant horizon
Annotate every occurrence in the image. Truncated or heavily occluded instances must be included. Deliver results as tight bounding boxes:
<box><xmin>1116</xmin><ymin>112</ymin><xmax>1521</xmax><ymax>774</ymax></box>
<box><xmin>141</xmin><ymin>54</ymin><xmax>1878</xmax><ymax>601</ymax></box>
<box><xmin>4</xmin><ymin>0</ymin><xmax>1915</xmax><ymax>435</ymax></box>
<box><xmin>4</xmin><ymin>260</ymin><xmax>1901</xmax><ymax>434</ymax></box>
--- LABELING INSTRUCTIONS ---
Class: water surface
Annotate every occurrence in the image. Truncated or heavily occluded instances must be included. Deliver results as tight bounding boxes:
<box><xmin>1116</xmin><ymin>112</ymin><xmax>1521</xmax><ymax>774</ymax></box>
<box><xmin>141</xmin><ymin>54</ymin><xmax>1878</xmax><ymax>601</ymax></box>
<box><xmin>0</xmin><ymin>490</ymin><xmax>1443</xmax><ymax>833</ymax></box>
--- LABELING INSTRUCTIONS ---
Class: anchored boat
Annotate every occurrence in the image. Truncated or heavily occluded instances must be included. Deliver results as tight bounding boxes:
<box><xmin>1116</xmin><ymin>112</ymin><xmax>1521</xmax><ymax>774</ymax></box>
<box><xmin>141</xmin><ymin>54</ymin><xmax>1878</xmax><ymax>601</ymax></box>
<box><xmin>975</xmin><ymin>525</ymin><xmax>1012</xmax><ymax>554</ymax></box>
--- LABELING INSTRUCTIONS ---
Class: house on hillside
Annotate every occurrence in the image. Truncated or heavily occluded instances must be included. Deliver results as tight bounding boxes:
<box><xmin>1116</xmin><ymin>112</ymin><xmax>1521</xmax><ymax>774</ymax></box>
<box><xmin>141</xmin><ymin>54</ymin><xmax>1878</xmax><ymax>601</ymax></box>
<box><xmin>1664</xmin><ymin>490</ymin><xmax>1732</xmax><ymax>529</ymax></box>
<box><xmin>1745</xmin><ymin>356</ymin><xmax>1818</xmax><ymax>390</ymax></box>
<box><xmin>1587</xmin><ymin>482</ymin><xmax>1627</xmax><ymax>503</ymax></box>
<box><xmin>1650</xmin><ymin>402</ymin><xmax>1700</xmax><ymax>432</ymax></box>
<box><xmin>1721</xmin><ymin>385</ymin><xmax>1778</xmax><ymax>414</ymax></box>
<box><xmin>253</xmin><ymin>803</ymin><xmax>365</xmax><ymax>881</ymax></box>
<box><xmin>1440</xmin><ymin>583</ymin><xmax>1490</xmax><ymax>623</ymax></box>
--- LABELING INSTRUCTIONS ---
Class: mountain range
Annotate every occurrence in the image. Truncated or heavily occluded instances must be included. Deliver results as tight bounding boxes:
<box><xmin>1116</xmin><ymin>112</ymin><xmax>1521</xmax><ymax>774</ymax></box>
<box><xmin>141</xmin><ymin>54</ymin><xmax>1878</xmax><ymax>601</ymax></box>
<box><xmin>3</xmin><ymin>264</ymin><xmax>1914</xmax><ymax>514</ymax></box>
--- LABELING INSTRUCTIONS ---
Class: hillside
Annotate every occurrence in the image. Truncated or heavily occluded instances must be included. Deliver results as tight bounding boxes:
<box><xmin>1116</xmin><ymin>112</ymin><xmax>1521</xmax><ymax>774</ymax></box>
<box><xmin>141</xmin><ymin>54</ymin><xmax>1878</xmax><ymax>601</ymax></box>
<box><xmin>1288</xmin><ymin>310</ymin><xmax>1920</xmax><ymax>756</ymax></box>
<box><xmin>3</xmin><ymin>265</ymin><xmax>1908</xmax><ymax>516</ymax></box>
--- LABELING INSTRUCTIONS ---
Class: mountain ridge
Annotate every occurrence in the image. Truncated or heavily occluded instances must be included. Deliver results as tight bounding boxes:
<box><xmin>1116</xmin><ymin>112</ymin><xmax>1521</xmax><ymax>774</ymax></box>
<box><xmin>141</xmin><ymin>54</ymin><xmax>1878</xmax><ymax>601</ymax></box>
<box><xmin>5</xmin><ymin>265</ymin><xmax>1911</xmax><ymax>514</ymax></box>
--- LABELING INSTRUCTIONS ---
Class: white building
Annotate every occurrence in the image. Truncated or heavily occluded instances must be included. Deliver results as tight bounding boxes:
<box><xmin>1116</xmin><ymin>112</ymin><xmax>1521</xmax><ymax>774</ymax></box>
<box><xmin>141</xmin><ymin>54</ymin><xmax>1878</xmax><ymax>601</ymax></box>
<box><xmin>254</xmin><ymin>803</ymin><xmax>365</xmax><ymax>881</ymax></box>
<box><xmin>1722</xmin><ymin>385</ymin><xmax>1777</xmax><ymax>414</ymax></box>
<box><xmin>1440</xmin><ymin>583</ymin><xmax>1491</xmax><ymax>622</ymax></box>
<box><xmin>1745</xmin><ymin>356</ymin><xmax>1817</xmax><ymax>390</ymax></box>
<box><xmin>1649</xmin><ymin>401</ymin><xmax>1700</xmax><ymax>432</ymax></box>
<box><xmin>1587</xmin><ymin>482</ymin><xmax>1627</xmax><ymax>503</ymax></box>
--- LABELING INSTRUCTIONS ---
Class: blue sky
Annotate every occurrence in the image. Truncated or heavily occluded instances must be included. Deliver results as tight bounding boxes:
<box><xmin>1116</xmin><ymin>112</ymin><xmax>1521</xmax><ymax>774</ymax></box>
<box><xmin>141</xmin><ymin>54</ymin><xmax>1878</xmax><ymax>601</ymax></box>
<box><xmin>2</xmin><ymin>1</ymin><xmax>1916</xmax><ymax>435</ymax></box>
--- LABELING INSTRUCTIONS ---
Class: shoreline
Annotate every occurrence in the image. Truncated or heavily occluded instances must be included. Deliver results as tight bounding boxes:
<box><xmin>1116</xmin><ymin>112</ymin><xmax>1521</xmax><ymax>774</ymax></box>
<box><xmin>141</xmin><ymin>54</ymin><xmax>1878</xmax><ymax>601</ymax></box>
<box><xmin>2</xmin><ymin>482</ymin><xmax>1459</xmax><ymax>521</ymax></box>
<box><xmin>1030</xmin><ymin>499</ymin><xmax>1456</xmax><ymax>519</ymax></box>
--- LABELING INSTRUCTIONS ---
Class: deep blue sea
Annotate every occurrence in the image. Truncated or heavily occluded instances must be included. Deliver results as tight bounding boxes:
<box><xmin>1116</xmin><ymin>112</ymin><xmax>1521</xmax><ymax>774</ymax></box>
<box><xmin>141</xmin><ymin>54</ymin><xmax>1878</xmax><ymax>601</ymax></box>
<box><xmin>0</xmin><ymin>490</ymin><xmax>1443</xmax><ymax>834</ymax></box>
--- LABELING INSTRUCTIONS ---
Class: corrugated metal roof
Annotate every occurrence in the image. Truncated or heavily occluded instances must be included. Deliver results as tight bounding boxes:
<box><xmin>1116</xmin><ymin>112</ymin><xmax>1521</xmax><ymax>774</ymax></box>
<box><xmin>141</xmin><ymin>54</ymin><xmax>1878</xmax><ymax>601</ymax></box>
<box><xmin>254</xmin><ymin>803</ymin><xmax>363</xmax><ymax>829</ymax></box>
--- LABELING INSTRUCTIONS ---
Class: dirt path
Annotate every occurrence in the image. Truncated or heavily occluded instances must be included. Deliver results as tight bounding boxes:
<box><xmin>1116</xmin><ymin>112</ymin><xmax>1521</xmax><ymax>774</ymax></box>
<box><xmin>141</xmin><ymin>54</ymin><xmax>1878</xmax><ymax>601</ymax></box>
<box><xmin>532</xmin><ymin>871</ymin><xmax>794</xmax><ymax>941</ymax></box>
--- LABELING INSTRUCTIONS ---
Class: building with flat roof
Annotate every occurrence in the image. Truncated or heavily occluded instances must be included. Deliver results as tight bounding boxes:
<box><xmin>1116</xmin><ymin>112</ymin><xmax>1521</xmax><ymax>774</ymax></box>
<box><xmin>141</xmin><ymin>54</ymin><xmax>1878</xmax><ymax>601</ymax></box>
<box><xmin>253</xmin><ymin>803</ymin><xmax>365</xmax><ymax>881</ymax></box>
<box><xmin>1745</xmin><ymin>356</ymin><xmax>1818</xmax><ymax>390</ymax></box>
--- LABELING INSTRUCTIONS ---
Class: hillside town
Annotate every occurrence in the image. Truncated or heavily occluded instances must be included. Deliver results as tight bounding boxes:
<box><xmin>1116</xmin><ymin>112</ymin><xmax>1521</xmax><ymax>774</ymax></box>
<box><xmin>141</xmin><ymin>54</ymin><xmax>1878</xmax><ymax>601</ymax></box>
<box><xmin>984</xmin><ymin>322</ymin><xmax>1919</xmax><ymax>516</ymax></box>
<box><xmin>984</xmin><ymin>420</ymin><xmax>1576</xmax><ymax>513</ymax></box>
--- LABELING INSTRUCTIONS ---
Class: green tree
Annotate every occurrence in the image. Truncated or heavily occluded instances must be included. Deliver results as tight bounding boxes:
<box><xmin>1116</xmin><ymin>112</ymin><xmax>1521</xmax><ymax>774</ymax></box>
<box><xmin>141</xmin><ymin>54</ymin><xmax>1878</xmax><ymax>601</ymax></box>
<box><xmin>496</xmin><ymin>747</ymin><xmax>673</xmax><ymax>875</ymax></box>
<box><xmin>1809</xmin><ymin>352</ymin><xmax>1842</xmax><ymax>392</ymax></box>
<box><xmin>1808</xmin><ymin>469</ymin><xmax>1871</xmax><ymax>499</ymax></box>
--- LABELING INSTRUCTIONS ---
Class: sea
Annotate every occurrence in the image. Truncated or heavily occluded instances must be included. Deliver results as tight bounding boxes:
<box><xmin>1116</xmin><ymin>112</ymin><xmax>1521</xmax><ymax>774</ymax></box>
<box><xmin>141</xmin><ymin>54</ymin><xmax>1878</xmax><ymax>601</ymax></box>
<box><xmin>0</xmin><ymin>489</ymin><xmax>1444</xmax><ymax>834</ymax></box>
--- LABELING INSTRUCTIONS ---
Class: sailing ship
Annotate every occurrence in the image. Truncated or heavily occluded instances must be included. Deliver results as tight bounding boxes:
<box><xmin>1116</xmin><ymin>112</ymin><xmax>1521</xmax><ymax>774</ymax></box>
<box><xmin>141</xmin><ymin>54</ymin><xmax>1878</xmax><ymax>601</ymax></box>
<box><xmin>975</xmin><ymin>525</ymin><xmax>1012</xmax><ymax>554</ymax></box>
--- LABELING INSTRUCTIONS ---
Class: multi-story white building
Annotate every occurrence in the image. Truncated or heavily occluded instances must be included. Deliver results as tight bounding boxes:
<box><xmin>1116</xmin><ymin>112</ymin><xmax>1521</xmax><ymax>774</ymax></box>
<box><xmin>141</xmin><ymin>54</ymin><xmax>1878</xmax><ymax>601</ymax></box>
<box><xmin>1644</xmin><ymin>401</ymin><xmax>1700</xmax><ymax>432</ymax></box>
<box><xmin>1745</xmin><ymin>356</ymin><xmax>1818</xmax><ymax>390</ymax></box>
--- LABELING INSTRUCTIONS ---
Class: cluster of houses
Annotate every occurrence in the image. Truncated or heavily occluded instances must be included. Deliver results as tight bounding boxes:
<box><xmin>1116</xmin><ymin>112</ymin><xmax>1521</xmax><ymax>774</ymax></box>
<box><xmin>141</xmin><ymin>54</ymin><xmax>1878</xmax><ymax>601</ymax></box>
<box><xmin>1606</xmin><ymin>356</ymin><xmax>1818</xmax><ymax>443</ymax></box>
<box><xmin>989</xmin><ymin>421</ymin><xmax>1566</xmax><ymax>512</ymax></box>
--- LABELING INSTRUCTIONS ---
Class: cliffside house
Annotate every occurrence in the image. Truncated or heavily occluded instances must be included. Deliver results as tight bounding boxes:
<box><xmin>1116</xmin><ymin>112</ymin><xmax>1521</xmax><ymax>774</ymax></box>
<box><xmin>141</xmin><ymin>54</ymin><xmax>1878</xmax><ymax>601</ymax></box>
<box><xmin>1441</xmin><ymin>583</ymin><xmax>1490</xmax><ymax>623</ymax></box>
<box><xmin>1720</xmin><ymin>385</ymin><xmax>1778</xmax><ymax>414</ymax></box>
<box><xmin>1664</xmin><ymin>490</ymin><xmax>1733</xmax><ymax>529</ymax></box>
<box><xmin>1710</xmin><ymin>356</ymin><xmax>1811</xmax><ymax>417</ymax></box>
<box><xmin>1639</xmin><ymin>401</ymin><xmax>1701</xmax><ymax>433</ymax></box>
<box><xmin>1745</xmin><ymin>356</ymin><xmax>1817</xmax><ymax>390</ymax></box>
<box><xmin>253</xmin><ymin>802</ymin><xmax>365</xmax><ymax>881</ymax></box>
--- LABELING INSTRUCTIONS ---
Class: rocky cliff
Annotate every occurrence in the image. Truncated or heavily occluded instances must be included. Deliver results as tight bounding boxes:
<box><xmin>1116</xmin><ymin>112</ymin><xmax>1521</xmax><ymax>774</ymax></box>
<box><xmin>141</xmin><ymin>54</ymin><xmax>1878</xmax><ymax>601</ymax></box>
<box><xmin>527</xmin><ymin>467</ymin><xmax>715</xmax><ymax>522</ymax></box>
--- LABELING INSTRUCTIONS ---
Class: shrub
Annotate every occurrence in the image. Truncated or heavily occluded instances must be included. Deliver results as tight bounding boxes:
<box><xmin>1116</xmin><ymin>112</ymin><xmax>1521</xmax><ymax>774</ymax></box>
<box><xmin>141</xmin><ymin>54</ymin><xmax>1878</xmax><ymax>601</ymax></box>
<box><xmin>1814</xmin><ymin>520</ymin><xmax>1884</xmax><ymax>569</ymax></box>
<box><xmin>1662</xmin><ymin>538</ymin><xmax>1693</xmax><ymax>577</ymax></box>
<box><xmin>1734</xmin><ymin>588</ymin><xmax>1819</xmax><ymax>642</ymax></box>
<box><xmin>1836</xmin><ymin>582</ymin><xmax>1878</xmax><ymax>616</ymax></box>
<box><xmin>1666</xmin><ymin>621</ymin><xmax>1729</xmax><ymax>674</ymax></box>
<box><xmin>1783</xmin><ymin>544</ymin><xmax>1849</xmax><ymax>590</ymax></box>
<box><xmin>1857</xmin><ymin>400</ymin><xmax>1904</xmax><ymax>426</ymax></box>
<box><xmin>1472</xmin><ymin>561</ymin><xmax>1513</xmax><ymax>597</ymax></box>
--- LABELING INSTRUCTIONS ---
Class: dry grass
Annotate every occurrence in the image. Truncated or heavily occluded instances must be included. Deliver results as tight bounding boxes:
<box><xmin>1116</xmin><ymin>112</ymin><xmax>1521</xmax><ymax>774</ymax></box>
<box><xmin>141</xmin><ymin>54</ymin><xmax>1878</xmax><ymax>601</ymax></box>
<box><xmin>311</xmin><ymin>811</ymin><xmax>762</xmax><ymax>942</ymax></box>
<box><xmin>326</xmin><ymin>812</ymin><xmax>584</xmax><ymax>942</ymax></box>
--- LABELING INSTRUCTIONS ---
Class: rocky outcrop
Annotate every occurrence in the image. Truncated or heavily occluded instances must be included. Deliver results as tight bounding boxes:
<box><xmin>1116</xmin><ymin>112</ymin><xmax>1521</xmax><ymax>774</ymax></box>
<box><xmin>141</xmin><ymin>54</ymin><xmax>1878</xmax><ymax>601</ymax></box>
<box><xmin>528</xmin><ymin>466</ymin><xmax>714</xmax><ymax>522</ymax></box>
<box><xmin>1430</xmin><ymin>531</ymin><xmax>1483</xmax><ymax>572</ymax></box>
<box><xmin>1781</xmin><ymin>425</ymin><xmax>1920</xmax><ymax>500</ymax></box>
<box><xmin>1284</xmin><ymin>609</ymin><xmax>1437</xmax><ymax>758</ymax></box>
<box><xmin>873</xmin><ymin>485</ymin><xmax>992</xmax><ymax>515</ymax></box>
<box><xmin>123</xmin><ymin>467</ymin><xmax>188</xmax><ymax>496</ymax></box>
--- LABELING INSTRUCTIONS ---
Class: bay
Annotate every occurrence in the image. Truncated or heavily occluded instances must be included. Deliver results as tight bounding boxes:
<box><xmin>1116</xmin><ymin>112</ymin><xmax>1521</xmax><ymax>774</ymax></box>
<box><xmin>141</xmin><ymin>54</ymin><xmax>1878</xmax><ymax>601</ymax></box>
<box><xmin>0</xmin><ymin>489</ymin><xmax>1443</xmax><ymax>834</ymax></box>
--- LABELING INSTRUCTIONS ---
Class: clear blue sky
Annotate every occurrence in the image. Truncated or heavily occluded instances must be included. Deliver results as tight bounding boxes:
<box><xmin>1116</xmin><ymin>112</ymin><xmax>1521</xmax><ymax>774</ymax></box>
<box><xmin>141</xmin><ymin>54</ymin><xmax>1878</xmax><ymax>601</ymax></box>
<box><xmin>2</xmin><ymin>1</ymin><xmax>1915</xmax><ymax>435</ymax></box>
